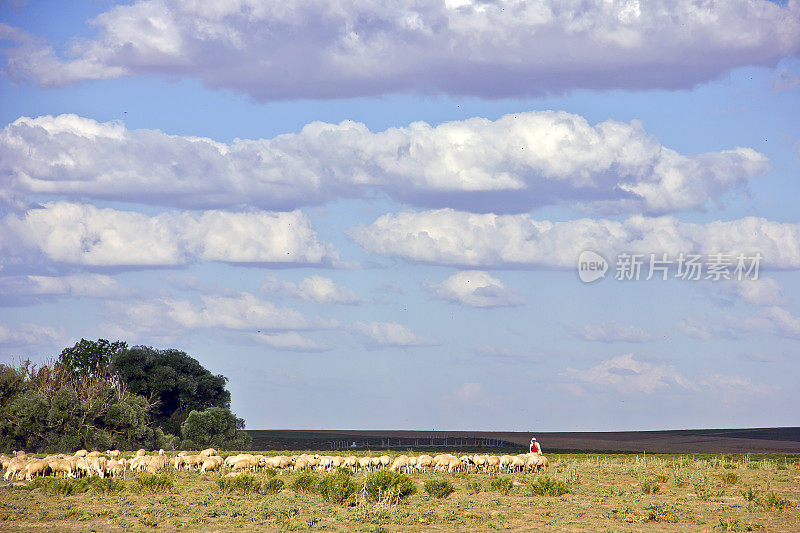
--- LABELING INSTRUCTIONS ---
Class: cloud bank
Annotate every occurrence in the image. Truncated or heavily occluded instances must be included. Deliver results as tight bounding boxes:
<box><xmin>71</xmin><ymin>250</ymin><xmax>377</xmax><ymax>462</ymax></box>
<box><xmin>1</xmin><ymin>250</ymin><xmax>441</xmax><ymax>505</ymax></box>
<box><xmin>0</xmin><ymin>113</ymin><xmax>768</xmax><ymax>214</ymax></box>
<box><xmin>352</xmin><ymin>209</ymin><xmax>800</xmax><ymax>269</ymax></box>
<box><xmin>3</xmin><ymin>1</ymin><xmax>799</xmax><ymax>98</ymax></box>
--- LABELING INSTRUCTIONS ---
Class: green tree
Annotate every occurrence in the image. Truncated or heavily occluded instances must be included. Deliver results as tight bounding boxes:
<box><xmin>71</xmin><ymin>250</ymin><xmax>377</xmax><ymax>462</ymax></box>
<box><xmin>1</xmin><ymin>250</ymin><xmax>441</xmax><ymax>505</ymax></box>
<box><xmin>59</xmin><ymin>338</ymin><xmax>127</xmax><ymax>377</ymax></box>
<box><xmin>180</xmin><ymin>407</ymin><xmax>250</xmax><ymax>450</ymax></box>
<box><xmin>112</xmin><ymin>346</ymin><xmax>231</xmax><ymax>435</ymax></box>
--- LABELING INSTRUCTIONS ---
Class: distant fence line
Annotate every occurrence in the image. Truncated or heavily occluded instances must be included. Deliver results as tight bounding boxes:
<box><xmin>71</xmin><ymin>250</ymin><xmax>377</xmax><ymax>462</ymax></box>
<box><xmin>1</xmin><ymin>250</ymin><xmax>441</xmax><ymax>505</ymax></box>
<box><xmin>327</xmin><ymin>436</ymin><xmax>509</xmax><ymax>450</ymax></box>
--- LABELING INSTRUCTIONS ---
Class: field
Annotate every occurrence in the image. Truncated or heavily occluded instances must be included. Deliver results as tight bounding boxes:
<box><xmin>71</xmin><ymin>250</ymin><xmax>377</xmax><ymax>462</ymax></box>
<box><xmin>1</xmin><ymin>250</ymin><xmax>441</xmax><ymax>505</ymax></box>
<box><xmin>2</xmin><ymin>452</ymin><xmax>799</xmax><ymax>532</ymax></box>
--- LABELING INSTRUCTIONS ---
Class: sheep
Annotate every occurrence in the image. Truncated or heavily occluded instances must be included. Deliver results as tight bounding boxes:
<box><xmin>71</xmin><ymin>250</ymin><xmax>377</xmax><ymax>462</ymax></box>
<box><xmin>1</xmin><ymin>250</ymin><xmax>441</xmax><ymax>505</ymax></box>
<box><xmin>379</xmin><ymin>455</ymin><xmax>391</xmax><ymax>469</ymax></box>
<box><xmin>50</xmin><ymin>459</ymin><xmax>75</xmax><ymax>478</ymax></box>
<box><xmin>106</xmin><ymin>459</ymin><xmax>125</xmax><ymax>478</ymax></box>
<box><xmin>74</xmin><ymin>458</ymin><xmax>91</xmax><ymax>478</ymax></box>
<box><xmin>172</xmin><ymin>456</ymin><xmax>186</xmax><ymax>469</ymax></box>
<box><xmin>343</xmin><ymin>456</ymin><xmax>358</xmax><ymax>470</ymax></box>
<box><xmin>390</xmin><ymin>455</ymin><xmax>410</xmax><ymax>473</ymax></box>
<box><xmin>473</xmin><ymin>454</ymin><xmax>488</xmax><ymax>472</ymax></box>
<box><xmin>25</xmin><ymin>459</ymin><xmax>51</xmax><ymax>481</ymax></box>
<box><xmin>486</xmin><ymin>455</ymin><xmax>500</xmax><ymax>473</ymax></box>
<box><xmin>185</xmin><ymin>455</ymin><xmax>205</xmax><ymax>470</ymax></box>
<box><xmin>73</xmin><ymin>449</ymin><xmax>88</xmax><ymax>458</ymax></box>
<box><xmin>201</xmin><ymin>456</ymin><xmax>224</xmax><ymax>473</ymax></box>
<box><xmin>1</xmin><ymin>455</ymin><xmax>12</xmax><ymax>469</ymax></box>
<box><xmin>415</xmin><ymin>455</ymin><xmax>434</xmax><ymax>473</ymax></box>
<box><xmin>293</xmin><ymin>459</ymin><xmax>310</xmax><ymax>472</ymax></box>
<box><xmin>136</xmin><ymin>449</ymin><xmax>147</xmax><ymax>457</ymax></box>
<box><xmin>370</xmin><ymin>457</ymin><xmax>381</xmax><ymax>470</ymax></box>
<box><xmin>200</xmin><ymin>448</ymin><xmax>217</xmax><ymax>457</ymax></box>
<box><xmin>88</xmin><ymin>456</ymin><xmax>108</xmax><ymax>477</ymax></box>
<box><xmin>4</xmin><ymin>458</ymin><xmax>27</xmax><ymax>481</ymax></box>
<box><xmin>499</xmin><ymin>455</ymin><xmax>514</xmax><ymax>472</ymax></box>
<box><xmin>86</xmin><ymin>451</ymin><xmax>102</xmax><ymax>458</ymax></box>
<box><xmin>146</xmin><ymin>454</ymin><xmax>168</xmax><ymax>473</ymax></box>
<box><xmin>106</xmin><ymin>449</ymin><xmax>121</xmax><ymax>459</ymax></box>
<box><xmin>357</xmin><ymin>456</ymin><xmax>372</xmax><ymax>472</ymax></box>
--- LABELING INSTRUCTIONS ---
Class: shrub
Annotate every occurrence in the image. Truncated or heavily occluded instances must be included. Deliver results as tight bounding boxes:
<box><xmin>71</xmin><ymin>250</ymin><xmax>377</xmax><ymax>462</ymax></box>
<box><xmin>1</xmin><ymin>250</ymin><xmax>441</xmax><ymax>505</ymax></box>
<box><xmin>759</xmin><ymin>491</ymin><xmax>791</xmax><ymax>510</ymax></box>
<box><xmin>741</xmin><ymin>486</ymin><xmax>759</xmax><ymax>502</ymax></box>
<box><xmin>91</xmin><ymin>477</ymin><xmax>125</xmax><ymax>494</ymax></box>
<box><xmin>424</xmin><ymin>480</ymin><xmax>455</xmax><ymax>499</ymax></box>
<box><xmin>131</xmin><ymin>473</ymin><xmax>174</xmax><ymax>493</ymax></box>
<box><xmin>641</xmin><ymin>481</ymin><xmax>661</xmax><ymax>494</ymax></box>
<box><xmin>529</xmin><ymin>477</ymin><xmax>570</xmax><ymax>497</ymax></box>
<box><xmin>466</xmin><ymin>482</ymin><xmax>482</xmax><ymax>494</ymax></box>
<box><xmin>318</xmin><ymin>471</ymin><xmax>358</xmax><ymax>505</ymax></box>
<box><xmin>645</xmin><ymin>503</ymin><xmax>678</xmax><ymax>523</ymax></box>
<box><xmin>291</xmin><ymin>473</ymin><xmax>318</xmax><ymax>494</ymax></box>
<box><xmin>217</xmin><ymin>475</ymin><xmax>261</xmax><ymax>494</ymax></box>
<box><xmin>490</xmin><ymin>477</ymin><xmax>514</xmax><ymax>495</ymax></box>
<box><xmin>722</xmin><ymin>473</ymin><xmax>740</xmax><ymax>485</ymax></box>
<box><xmin>717</xmin><ymin>518</ymin><xmax>764</xmax><ymax>531</ymax></box>
<box><xmin>364</xmin><ymin>470</ymin><xmax>416</xmax><ymax>502</ymax></box>
<box><xmin>262</xmin><ymin>477</ymin><xmax>284</xmax><ymax>495</ymax></box>
<box><xmin>28</xmin><ymin>476</ymin><xmax>125</xmax><ymax>495</ymax></box>
<box><xmin>655</xmin><ymin>474</ymin><xmax>669</xmax><ymax>483</ymax></box>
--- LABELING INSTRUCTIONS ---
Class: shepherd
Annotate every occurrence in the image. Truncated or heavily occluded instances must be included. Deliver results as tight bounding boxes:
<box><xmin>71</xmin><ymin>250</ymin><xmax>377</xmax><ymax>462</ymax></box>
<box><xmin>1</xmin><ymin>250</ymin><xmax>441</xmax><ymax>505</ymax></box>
<box><xmin>530</xmin><ymin>437</ymin><xmax>542</xmax><ymax>454</ymax></box>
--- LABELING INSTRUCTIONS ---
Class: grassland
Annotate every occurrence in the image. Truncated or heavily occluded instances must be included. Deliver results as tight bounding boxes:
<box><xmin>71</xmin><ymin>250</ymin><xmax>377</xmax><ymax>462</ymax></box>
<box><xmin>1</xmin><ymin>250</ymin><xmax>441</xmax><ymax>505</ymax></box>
<box><xmin>1</xmin><ymin>452</ymin><xmax>798</xmax><ymax>532</ymax></box>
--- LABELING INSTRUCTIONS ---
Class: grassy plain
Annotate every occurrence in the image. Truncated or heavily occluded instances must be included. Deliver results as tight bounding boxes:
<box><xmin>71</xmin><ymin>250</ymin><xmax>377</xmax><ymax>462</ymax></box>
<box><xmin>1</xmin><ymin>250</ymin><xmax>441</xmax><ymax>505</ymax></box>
<box><xmin>1</xmin><ymin>452</ymin><xmax>798</xmax><ymax>532</ymax></box>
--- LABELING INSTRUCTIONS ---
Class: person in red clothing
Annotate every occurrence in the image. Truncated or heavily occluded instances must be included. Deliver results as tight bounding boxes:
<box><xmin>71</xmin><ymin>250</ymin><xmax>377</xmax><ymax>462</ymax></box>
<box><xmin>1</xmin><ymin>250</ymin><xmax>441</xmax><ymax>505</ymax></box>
<box><xmin>530</xmin><ymin>437</ymin><xmax>542</xmax><ymax>454</ymax></box>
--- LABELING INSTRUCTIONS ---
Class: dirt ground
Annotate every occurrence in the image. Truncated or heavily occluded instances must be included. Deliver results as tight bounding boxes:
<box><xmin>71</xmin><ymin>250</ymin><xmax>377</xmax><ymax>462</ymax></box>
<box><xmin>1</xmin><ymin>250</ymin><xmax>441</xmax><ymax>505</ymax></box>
<box><xmin>1</xmin><ymin>452</ymin><xmax>798</xmax><ymax>532</ymax></box>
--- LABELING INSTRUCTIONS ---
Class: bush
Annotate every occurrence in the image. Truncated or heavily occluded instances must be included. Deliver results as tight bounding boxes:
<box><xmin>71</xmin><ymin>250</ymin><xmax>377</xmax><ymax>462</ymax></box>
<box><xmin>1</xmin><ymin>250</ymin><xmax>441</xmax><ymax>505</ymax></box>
<box><xmin>490</xmin><ymin>477</ymin><xmax>514</xmax><ymax>495</ymax></box>
<box><xmin>291</xmin><ymin>473</ymin><xmax>318</xmax><ymax>493</ymax></box>
<box><xmin>655</xmin><ymin>474</ymin><xmax>669</xmax><ymax>483</ymax></box>
<box><xmin>466</xmin><ymin>482</ymin><xmax>482</xmax><ymax>494</ymax></box>
<box><xmin>641</xmin><ymin>481</ymin><xmax>661</xmax><ymax>494</ymax></box>
<box><xmin>529</xmin><ymin>476</ymin><xmax>570</xmax><ymax>497</ymax></box>
<box><xmin>217</xmin><ymin>475</ymin><xmax>262</xmax><ymax>494</ymax></box>
<box><xmin>424</xmin><ymin>480</ymin><xmax>455</xmax><ymax>499</ymax></box>
<box><xmin>262</xmin><ymin>477</ymin><xmax>284</xmax><ymax>495</ymax></box>
<box><xmin>759</xmin><ymin>491</ymin><xmax>791</xmax><ymax>510</ymax></box>
<box><xmin>28</xmin><ymin>476</ymin><xmax>125</xmax><ymax>495</ymax></box>
<box><xmin>364</xmin><ymin>470</ymin><xmax>416</xmax><ymax>502</ymax></box>
<box><xmin>645</xmin><ymin>503</ymin><xmax>678</xmax><ymax>523</ymax></box>
<box><xmin>721</xmin><ymin>472</ymin><xmax>740</xmax><ymax>485</ymax></box>
<box><xmin>318</xmin><ymin>471</ymin><xmax>358</xmax><ymax>505</ymax></box>
<box><xmin>131</xmin><ymin>473</ymin><xmax>174</xmax><ymax>493</ymax></box>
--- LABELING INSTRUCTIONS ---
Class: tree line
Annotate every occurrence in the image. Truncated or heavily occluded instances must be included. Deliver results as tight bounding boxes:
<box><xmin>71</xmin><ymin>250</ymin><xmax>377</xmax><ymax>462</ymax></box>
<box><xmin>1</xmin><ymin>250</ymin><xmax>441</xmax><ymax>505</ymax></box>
<box><xmin>0</xmin><ymin>339</ymin><xmax>251</xmax><ymax>453</ymax></box>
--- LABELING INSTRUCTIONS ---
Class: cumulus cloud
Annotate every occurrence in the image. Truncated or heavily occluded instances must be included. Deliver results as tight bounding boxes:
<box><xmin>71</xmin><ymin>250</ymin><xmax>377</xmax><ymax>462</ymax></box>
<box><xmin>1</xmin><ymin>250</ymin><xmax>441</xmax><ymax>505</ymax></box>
<box><xmin>711</xmin><ymin>278</ymin><xmax>789</xmax><ymax>307</ymax></box>
<box><xmin>0</xmin><ymin>202</ymin><xmax>339</xmax><ymax>269</ymax></box>
<box><xmin>427</xmin><ymin>270</ymin><xmax>524</xmax><ymax>308</ymax></box>
<box><xmin>261</xmin><ymin>274</ymin><xmax>361</xmax><ymax>305</ymax></box>
<box><xmin>349</xmin><ymin>321</ymin><xmax>435</xmax><ymax>348</ymax></box>
<box><xmin>0</xmin><ymin>321</ymin><xmax>66</xmax><ymax>348</ymax></box>
<box><xmin>3</xmin><ymin>1</ymin><xmax>799</xmax><ymax>98</ymax></box>
<box><xmin>0</xmin><ymin>112</ymin><xmax>768</xmax><ymax>214</ymax></box>
<box><xmin>572</xmin><ymin>320</ymin><xmax>654</xmax><ymax>343</ymax></box>
<box><xmin>565</xmin><ymin>353</ymin><xmax>775</xmax><ymax>399</ymax></box>
<box><xmin>677</xmin><ymin>317</ymin><xmax>714</xmax><ymax>340</ymax></box>
<box><xmin>251</xmin><ymin>331</ymin><xmax>329</xmax><ymax>352</ymax></box>
<box><xmin>0</xmin><ymin>274</ymin><xmax>129</xmax><ymax>299</ymax></box>
<box><xmin>351</xmin><ymin>209</ymin><xmax>800</xmax><ymax>269</ymax></box>
<box><xmin>729</xmin><ymin>306</ymin><xmax>800</xmax><ymax>339</ymax></box>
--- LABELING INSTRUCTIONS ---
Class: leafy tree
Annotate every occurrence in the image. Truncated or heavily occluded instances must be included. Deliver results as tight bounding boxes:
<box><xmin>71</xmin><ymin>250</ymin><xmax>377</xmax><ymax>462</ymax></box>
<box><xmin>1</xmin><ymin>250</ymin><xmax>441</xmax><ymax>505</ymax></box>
<box><xmin>59</xmin><ymin>338</ymin><xmax>127</xmax><ymax>377</ymax></box>
<box><xmin>112</xmin><ymin>346</ymin><xmax>231</xmax><ymax>435</ymax></box>
<box><xmin>180</xmin><ymin>407</ymin><xmax>250</xmax><ymax>450</ymax></box>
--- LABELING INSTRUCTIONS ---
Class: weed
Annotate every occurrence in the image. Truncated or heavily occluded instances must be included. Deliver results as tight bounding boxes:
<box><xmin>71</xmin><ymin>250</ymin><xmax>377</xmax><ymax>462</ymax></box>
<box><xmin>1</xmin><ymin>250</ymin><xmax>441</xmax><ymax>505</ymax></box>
<box><xmin>131</xmin><ymin>473</ymin><xmax>174</xmax><ymax>493</ymax></box>
<box><xmin>318</xmin><ymin>471</ymin><xmax>359</xmax><ymax>505</ymax></box>
<box><xmin>291</xmin><ymin>473</ymin><xmax>318</xmax><ymax>494</ymax></box>
<box><xmin>722</xmin><ymin>472</ymin><xmax>740</xmax><ymax>485</ymax></box>
<box><xmin>758</xmin><ymin>491</ymin><xmax>791</xmax><ymax>510</ymax></box>
<box><xmin>644</xmin><ymin>503</ymin><xmax>678</xmax><ymax>523</ymax></box>
<box><xmin>489</xmin><ymin>477</ymin><xmax>514</xmax><ymax>495</ymax></box>
<box><xmin>424</xmin><ymin>480</ymin><xmax>455</xmax><ymax>499</ymax></box>
<box><xmin>466</xmin><ymin>481</ymin><xmax>482</xmax><ymax>494</ymax></box>
<box><xmin>217</xmin><ymin>475</ymin><xmax>261</xmax><ymax>494</ymax></box>
<box><xmin>529</xmin><ymin>476</ymin><xmax>570</xmax><ymax>497</ymax></box>
<box><xmin>364</xmin><ymin>470</ymin><xmax>416</xmax><ymax>502</ymax></box>
<box><xmin>717</xmin><ymin>518</ymin><xmax>764</xmax><ymax>531</ymax></box>
<box><xmin>641</xmin><ymin>481</ymin><xmax>661</xmax><ymax>494</ymax></box>
<box><xmin>262</xmin><ymin>477</ymin><xmax>284</xmax><ymax>495</ymax></box>
<box><xmin>655</xmin><ymin>474</ymin><xmax>669</xmax><ymax>483</ymax></box>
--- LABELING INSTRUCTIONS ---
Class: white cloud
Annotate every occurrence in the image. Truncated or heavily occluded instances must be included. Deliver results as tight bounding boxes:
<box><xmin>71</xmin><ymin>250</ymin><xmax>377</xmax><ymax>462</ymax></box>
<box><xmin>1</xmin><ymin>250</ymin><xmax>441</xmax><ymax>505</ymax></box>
<box><xmin>261</xmin><ymin>274</ymin><xmax>360</xmax><ymax>305</ymax></box>
<box><xmin>349</xmin><ymin>321</ymin><xmax>435</xmax><ymax>348</ymax></box>
<box><xmin>251</xmin><ymin>331</ymin><xmax>329</xmax><ymax>352</ymax></box>
<box><xmin>0</xmin><ymin>112</ymin><xmax>768</xmax><ymax>214</ymax></box>
<box><xmin>730</xmin><ymin>306</ymin><xmax>800</xmax><ymax>339</ymax></box>
<box><xmin>572</xmin><ymin>320</ymin><xmax>654</xmax><ymax>343</ymax></box>
<box><xmin>351</xmin><ymin>209</ymin><xmax>800</xmax><ymax>269</ymax></box>
<box><xmin>0</xmin><ymin>321</ymin><xmax>66</xmax><ymax>348</ymax></box>
<box><xmin>448</xmin><ymin>382</ymin><xmax>497</xmax><ymax>408</ymax></box>
<box><xmin>0</xmin><ymin>201</ymin><xmax>339</xmax><ymax>269</ymax></box>
<box><xmin>565</xmin><ymin>353</ymin><xmax>776</xmax><ymax>398</ymax></box>
<box><xmin>565</xmin><ymin>353</ymin><xmax>696</xmax><ymax>393</ymax></box>
<box><xmin>717</xmin><ymin>278</ymin><xmax>789</xmax><ymax>307</ymax></box>
<box><xmin>677</xmin><ymin>317</ymin><xmax>714</xmax><ymax>340</ymax></box>
<box><xmin>107</xmin><ymin>293</ymin><xmax>332</xmax><ymax>336</ymax></box>
<box><xmin>0</xmin><ymin>274</ymin><xmax>129</xmax><ymax>298</ymax></box>
<box><xmin>427</xmin><ymin>270</ymin><xmax>524</xmax><ymax>308</ymax></box>
<box><xmin>3</xmin><ymin>1</ymin><xmax>799</xmax><ymax>98</ymax></box>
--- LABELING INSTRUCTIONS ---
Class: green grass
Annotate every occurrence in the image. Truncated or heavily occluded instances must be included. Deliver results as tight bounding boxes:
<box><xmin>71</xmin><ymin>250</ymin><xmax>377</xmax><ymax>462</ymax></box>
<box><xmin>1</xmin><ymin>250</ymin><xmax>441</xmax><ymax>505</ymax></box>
<box><xmin>424</xmin><ymin>479</ymin><xmax>455</xmax><ymax>499</ymax></box>
<box><xmin>528</xmin><ymin>476</ymin><xmax>571</xmax><ymax>497</ymax></box>
<box><xmin>130</xmin><ymin>473</ymin><xmax>174</xmax><ymax>493</ymax></box>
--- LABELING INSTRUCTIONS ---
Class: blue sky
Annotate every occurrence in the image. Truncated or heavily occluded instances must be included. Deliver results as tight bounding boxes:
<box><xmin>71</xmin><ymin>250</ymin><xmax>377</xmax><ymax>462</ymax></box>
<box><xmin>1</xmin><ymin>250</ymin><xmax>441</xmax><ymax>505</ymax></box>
<box><xmin>1</xmin><ymin>0</ymin><xmax>799</xmax><ymax>432</ymax></box>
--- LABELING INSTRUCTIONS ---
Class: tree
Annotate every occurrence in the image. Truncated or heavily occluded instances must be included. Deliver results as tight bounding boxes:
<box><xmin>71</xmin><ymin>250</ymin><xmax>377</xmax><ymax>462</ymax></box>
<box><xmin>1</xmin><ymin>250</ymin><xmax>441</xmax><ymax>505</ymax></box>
<box><xmin>59</xmin><ymin>338</ymin><xmax>127</xmax><ymax>377</ymax></box>
<box><xmin>180</xmin><ymin>407</ymin><xmax>250</xmax><ymax>450</ymax></box>
<box><xmin>112</xmin><ymin>346</ymin><xmax>231</xmax><ymax>435</ymax></box>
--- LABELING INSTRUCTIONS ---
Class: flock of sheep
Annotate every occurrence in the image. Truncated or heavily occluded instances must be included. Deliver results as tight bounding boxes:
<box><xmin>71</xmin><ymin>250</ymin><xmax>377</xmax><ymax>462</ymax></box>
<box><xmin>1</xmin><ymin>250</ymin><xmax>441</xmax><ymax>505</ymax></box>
<box><xmin>1</xmin><ymin>448</ymin><xmax>548</xmax><ymax>482</ymax></box>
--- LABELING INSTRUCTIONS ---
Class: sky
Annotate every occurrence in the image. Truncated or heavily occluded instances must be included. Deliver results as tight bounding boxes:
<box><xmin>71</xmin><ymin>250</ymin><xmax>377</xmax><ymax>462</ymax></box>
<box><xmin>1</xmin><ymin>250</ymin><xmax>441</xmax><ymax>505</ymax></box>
<box><xmin>1</xmin><ymin>0</ymin><xmax>799</xmax><ymax>432</ymax></box>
